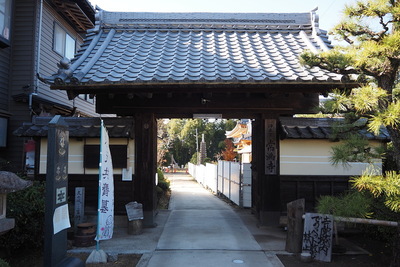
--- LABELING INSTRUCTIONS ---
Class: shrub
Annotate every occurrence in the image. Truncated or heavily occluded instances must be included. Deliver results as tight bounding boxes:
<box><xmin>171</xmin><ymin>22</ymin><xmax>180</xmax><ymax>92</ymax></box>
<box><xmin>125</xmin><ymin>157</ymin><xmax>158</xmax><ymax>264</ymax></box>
<box><xmin>317</xmin><ymin>190</ymin><xmax>400</xmax><ymax>243</ymax></box>
<box><xmin>157</xmin><ymin>168</ymin><xmax>170</xmax><ymax>192</ymax></box>
<box><xmin>359</xmin><ymin>196</ymin><xmax>400</xmax><ymax>242</ymax></box>
<box><xmin>0</xmin><ymin>181</ymin><xmax>45</xmax><ymax>254</ymax></box>
<box><xmin>0</xmin><ymin>259</ymin><xmax>9</xmax><ymax>267</ymax></box>
<box><xmin>157</xmin><ymin>168</ymin><xmax>165</xmax><ymax>181</ymax></box>
<box><xmin>157</xmin><ymin>180</ymin><xmax>170</xmax><ymax>191</ymax></box>
<box><xmin>189</xmin><ymin>153</ymin><xmax>198</xmax><ymax>164</ymax></box>
<box><xmin>156</xmin><ymin>168</ymin><xmax>171</xmax><ymax>209</ymax></box>
<box><xmin>316</xmin><ymin>190</ymin><xmax>373</xmax><ymax>218</ymax></box>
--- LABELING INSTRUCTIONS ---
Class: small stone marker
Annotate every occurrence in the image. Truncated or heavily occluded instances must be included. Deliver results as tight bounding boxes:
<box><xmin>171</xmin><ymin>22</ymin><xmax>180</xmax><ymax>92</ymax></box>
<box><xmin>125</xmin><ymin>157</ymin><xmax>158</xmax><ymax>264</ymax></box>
<box><xmin>285</xmin><ymin>198</ymin><xmax>305</xmax><ymax>253</ymax></box>
<box><xmin>126</xmin><ymin>201</ymin><xmax>144</xmax><ymax>221</ymax></box>
<box><xmin>302</xmin><ymin>213</ymin><xmax>333</xmax><ymax>262</ymax></box>
<box><xmin>74</xmin><ymin>187</ymin><xmax>85</xmax><ymax>227</ymax></box>
<box><xmin>126</xmin><ymin>202</ymin><xmax>143</xmax><ymax>235</ymax></box>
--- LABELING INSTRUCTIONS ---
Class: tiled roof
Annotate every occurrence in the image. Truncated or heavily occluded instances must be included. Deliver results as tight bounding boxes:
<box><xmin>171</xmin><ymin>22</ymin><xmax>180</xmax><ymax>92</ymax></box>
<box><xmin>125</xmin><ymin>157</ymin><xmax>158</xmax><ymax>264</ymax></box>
<box><xmin>39</xmin><ymin>9</ymin><xmax>351</xmax><ymax>88</ymax></box>
<box><xmin>280</xmin><ymin>117</ymin><xmax>390</xmax><ymax>140</ymax></box>
<box><xmin>14</xmin><ymin>117</ymin><xmax>134</xmax><ymax>138</ymax></box>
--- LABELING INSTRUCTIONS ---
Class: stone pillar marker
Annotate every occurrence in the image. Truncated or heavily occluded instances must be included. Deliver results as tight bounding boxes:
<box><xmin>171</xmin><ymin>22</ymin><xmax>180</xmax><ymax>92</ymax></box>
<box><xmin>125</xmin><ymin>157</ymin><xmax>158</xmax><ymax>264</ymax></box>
<box><xmin>74</xmin><ymin>187</ymin><xmax>85</xmax><ymax>228</ymax></box>
<box><xmin>199</xmin><ymin>133</ymin><xmax>206</xmax><ymax>164</ymax></box>
<box><xmin>43</xmin><ymin>116</ymin><xmax>83</xmax><ymax>266</ymax></box>
<box><xmin>285</xmin><ymin>198</ymin><xmax>305</xmax><ymax>253</ymax></box>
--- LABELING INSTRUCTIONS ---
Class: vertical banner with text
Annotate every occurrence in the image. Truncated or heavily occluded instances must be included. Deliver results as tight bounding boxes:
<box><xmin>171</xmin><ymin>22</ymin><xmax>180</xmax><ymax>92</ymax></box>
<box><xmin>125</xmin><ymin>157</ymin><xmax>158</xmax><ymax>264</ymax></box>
<box><xmin>96</xmin><ymin>120</ymin><xmax>114</xmax><ymax>240</ymax></box>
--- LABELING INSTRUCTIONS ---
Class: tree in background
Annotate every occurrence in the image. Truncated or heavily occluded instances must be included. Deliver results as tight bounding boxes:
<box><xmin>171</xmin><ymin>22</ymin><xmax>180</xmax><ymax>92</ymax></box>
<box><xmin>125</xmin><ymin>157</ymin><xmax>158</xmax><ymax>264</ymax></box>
<box><xmin>221</xmin><ymin>138</ymin><xmax>237</xmax><ymax>161</ymax></box>
<box><xmin>157</xmin><ymin>119</ymin><xmax>170</xmax><ymax>167</ymax></box>
<box><xmin>301</xmin><ymin>1</ymin><xmax>400</xmax><ymax>265</ymax></box>
<box><xmin>162</xmin><ymin>119</ymin><xmax>236</xmax><ymax>166</ymax></box>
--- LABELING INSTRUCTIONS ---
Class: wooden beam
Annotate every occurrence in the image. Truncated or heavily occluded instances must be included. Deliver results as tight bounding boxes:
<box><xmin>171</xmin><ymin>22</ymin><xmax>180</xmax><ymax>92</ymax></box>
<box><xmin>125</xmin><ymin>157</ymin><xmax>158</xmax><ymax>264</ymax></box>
<box><xmin>53</xmin><ymin>82</ymin><xmax>359</xmax><ymax>95</ymax></box>
<box><xmin>96</xmin><ymin>92</ymin><xmax>319</xmax><ymax>116</ymax></box>
<box><xmin>52</xmin><ymin>0</ymin><xmax>94</xmax><ymax>32</ymax></box>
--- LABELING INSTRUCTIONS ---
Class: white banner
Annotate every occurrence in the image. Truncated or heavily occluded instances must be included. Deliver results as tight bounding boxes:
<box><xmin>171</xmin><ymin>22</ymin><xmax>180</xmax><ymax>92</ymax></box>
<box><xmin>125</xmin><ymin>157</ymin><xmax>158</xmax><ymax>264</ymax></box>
<box><xmin>96</xmin><ymin>120</ymin><xmax>114</xmax><ymax>240</ymax></box>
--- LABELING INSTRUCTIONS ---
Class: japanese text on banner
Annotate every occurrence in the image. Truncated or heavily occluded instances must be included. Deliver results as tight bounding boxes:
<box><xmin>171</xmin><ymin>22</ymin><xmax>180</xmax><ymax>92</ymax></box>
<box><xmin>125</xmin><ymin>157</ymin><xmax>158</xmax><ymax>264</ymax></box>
<box><xmin>96</xmin><ymin>121</ymin><xmax>114</xmax><ymax>240</ymax></box>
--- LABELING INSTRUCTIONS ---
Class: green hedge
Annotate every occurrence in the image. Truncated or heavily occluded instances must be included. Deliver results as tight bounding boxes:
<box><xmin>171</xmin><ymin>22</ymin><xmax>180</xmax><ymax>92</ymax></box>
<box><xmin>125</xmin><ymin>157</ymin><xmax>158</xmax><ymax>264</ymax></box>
<box><xmin>0</xmin><ymin>181</ymin><xmax>45</xmax><ymax>254</ymax></box>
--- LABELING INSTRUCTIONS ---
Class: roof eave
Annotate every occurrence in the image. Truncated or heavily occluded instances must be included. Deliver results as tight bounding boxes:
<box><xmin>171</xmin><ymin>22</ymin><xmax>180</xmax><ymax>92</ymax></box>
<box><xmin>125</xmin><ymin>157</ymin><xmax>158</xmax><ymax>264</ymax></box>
<box><xmin>51</xmin><ymin>80</ymin><xmax>360</xmax><ymax>100</ymax></box>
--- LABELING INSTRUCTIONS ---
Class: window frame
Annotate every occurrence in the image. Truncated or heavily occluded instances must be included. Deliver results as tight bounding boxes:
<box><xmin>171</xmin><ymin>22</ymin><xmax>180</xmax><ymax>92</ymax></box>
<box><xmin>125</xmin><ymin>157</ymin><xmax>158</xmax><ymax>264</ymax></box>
<box><xmin>53</xmin><ymin>22</ymin><xmax>76</xmax><ymax>59</ymax></box>
<box><xmin>78</xmin><ymin>94</ymin><xmax>95</xmax><ymax>104</ymax></box>
<box><xmin>0</xmin><ymin>0</ymin><xmax>12</xmax><ymax>48</ymax></box>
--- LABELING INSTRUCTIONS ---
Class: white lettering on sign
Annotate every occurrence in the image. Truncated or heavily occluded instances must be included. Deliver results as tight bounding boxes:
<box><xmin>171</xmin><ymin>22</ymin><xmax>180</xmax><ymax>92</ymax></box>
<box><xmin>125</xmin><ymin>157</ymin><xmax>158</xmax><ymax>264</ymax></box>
<box><xmin>56</xmin><ymin>187</ymin><xmax>67</xmax><ymax>204</ymax></box>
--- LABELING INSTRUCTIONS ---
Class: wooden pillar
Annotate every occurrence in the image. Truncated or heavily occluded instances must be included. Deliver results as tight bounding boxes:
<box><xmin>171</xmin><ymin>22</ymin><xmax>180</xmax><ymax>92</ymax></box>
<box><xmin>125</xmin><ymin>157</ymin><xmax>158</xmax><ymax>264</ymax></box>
<box><xmin>134</xmin><ymin>113</ymin><xmax>157</xmax><ymax>227</ymax></box>
<box><xmin>252</xmin><ymin>115</ymin><xmax>281</xmax><ymax>226</ymax></box>
<box><xmin>251</xmin><ymin>117</ymin><xmax>261</xmax><ymax>217</ymax></box>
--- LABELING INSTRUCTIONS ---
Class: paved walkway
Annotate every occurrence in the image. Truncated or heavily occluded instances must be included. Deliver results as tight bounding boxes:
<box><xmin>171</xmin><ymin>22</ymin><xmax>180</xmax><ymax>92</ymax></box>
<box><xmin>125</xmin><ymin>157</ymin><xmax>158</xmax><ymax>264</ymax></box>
<box><xmin>68</xmin><ymin>172</ymin><xmax>288</xmax><ymax>266</ymax></box>
<box><xmin>144</xmin><ymin>173</ymin><xmax>285</xmax><ymax>267</ymax></box>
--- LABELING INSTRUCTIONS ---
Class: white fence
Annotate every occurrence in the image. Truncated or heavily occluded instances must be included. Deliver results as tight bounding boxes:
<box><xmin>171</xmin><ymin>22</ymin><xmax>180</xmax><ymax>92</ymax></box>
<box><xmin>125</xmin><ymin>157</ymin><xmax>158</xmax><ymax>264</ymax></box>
<box><xmin>188</xmin><ymin>161</ymin><xmax>251</xmax><ymax>208</ymax></box>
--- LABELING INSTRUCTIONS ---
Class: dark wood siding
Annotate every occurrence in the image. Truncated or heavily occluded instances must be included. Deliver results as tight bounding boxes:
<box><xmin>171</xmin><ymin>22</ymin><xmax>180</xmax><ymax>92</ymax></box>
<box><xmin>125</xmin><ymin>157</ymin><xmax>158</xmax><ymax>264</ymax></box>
<box><xmin>3</xmin><ymin>1</ymin><xmax>99</xmax><ymax>170</ymax></box>
<box><xmin>38</xmin><ymin>3</ymin><xmax>97</xmax><ymax>117</ymax></box>
<box><xmin>280</xmin><ymin>175</ymin><xmax>350</xmax><ymax>213</ymax></box>
<box><xmin>10</xmin><ymin>0</ymin><xmax>36</xmax><ymax>94</ymax></box>
<box><xmin>1</xmin><ymin>0</ymin><xmax>37</xmax><ymax>170</ymax></box>
<box><xmin>0</xmin><ymin>47</ymin><xmax>10</xmax><ymax>112</ymax></box>
<box><xmin>68</xmin><ymin>174</ymin><xmax>135</xmax><ymax>215</ymax></box>
<box><xmin>38</xmin><ymin>3</ymin><xmax>75</xmax><ymax>103</ymax></box>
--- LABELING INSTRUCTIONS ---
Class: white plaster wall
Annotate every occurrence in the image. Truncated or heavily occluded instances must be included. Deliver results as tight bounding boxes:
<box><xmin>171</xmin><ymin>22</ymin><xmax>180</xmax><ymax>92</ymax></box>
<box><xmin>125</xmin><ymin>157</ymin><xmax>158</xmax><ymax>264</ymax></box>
<box><xmin>280</xmin><ymin>139</ymin><xmax>382</xmax><ymax>176</ymax></box>
<box><xmin>39</xmin><ymin>138</ymin><xmax>134</xmax><ymax>175</ymax></box>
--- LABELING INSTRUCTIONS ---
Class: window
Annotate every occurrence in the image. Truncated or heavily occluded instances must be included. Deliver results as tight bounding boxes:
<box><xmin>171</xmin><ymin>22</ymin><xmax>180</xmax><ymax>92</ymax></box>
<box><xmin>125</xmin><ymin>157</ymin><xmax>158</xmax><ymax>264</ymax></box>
<box><xmin>0</xmin><ymin>0</ymin><xmax>11</xmax><ymax>47</ymax></box>
<box><xmin>78</xmin><ymin>94</ymin><xmax>94</xmax><ymax>104</ymax></box>
<box><xmin>84</xmin><ymin>145</ymin><xmax>128</xmax><ymax>169</ymax></box>
<box><xmin>53</xmin><ymin>23</ymin><xmax>76</xmax><ymax>59</ymax></box>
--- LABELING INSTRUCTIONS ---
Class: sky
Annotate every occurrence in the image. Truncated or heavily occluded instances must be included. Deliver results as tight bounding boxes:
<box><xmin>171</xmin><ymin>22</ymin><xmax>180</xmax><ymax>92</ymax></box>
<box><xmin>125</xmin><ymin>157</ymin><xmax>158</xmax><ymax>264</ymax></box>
<box><xmin>88</xmin><ymin>0</ymin><xmax>356</xmax><ymax>32</ymax></box>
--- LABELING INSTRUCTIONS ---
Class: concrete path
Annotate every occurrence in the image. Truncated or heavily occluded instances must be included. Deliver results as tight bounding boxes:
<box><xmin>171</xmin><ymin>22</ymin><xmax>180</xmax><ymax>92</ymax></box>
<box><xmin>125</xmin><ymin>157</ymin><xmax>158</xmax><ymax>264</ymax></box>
<box><xmin>145</xmin><ymin>173</ymin><xmax>284</xmax><ymax>267</ymax></box>
<box><xmin>68</xmin><ymin>172</ymin><xmax>368</xmax><ymax>266</ymax></box>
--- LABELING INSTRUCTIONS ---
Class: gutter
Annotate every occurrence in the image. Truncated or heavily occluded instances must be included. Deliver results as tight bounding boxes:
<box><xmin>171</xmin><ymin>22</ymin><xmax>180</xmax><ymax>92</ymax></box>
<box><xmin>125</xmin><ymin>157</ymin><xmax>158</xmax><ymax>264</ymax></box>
<box><xmin>31</xmin><ymin>0</ymin><xmax>43</xmax><ymax>112</ymax></box>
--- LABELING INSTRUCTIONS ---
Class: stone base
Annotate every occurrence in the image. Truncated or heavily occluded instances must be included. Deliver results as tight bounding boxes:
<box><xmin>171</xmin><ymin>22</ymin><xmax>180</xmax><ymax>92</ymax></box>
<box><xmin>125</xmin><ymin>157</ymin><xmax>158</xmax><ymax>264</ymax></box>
<box><xmin>58</xmin><ymin>257</ymin><xmax>85</xmax><ymax>267</ymax></box>
<box><xmin>128</xmin><ymin>219</ymin><xmax>143</xmax><ymax>235</ymax></box>
<box><xmin>75</xmin><ymin>222</ymin><xmax>96</xmax><ymax>247</ymax></box>
<box><xmin>74</xmin><ymin>234</ymin><xmax>96</xmax><ymax>247</ymax></box>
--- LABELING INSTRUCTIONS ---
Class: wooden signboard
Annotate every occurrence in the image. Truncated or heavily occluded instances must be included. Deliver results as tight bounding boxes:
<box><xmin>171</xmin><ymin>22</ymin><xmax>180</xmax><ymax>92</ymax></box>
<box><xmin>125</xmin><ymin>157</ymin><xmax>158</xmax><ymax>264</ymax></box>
<box><xmin>302</xmin><ymin>213</ymin><xmax>333</xmax><ymax>262</ymax></box>
<box><xmin>125</xmin><ymin>202</ymin><xmax>144</xmax><ymax>221</ymax></box>
<box><xmin>265</xmin><ymin>119</ymin><xmax>277</xmax><ymax>175</ymax></box>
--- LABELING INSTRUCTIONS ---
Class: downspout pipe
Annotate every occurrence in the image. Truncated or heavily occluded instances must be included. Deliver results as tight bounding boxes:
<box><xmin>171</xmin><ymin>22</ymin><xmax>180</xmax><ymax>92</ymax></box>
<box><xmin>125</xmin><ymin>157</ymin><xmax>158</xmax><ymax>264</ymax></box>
<box><xmin>31</xmin><ymin>0</ymin><xmax>43</xmax><ymax>113</ymax></box>
<box><xmin>36</xmin><ymin>0</ymin><xmax>43</xmax><ymax>93</ymax></box>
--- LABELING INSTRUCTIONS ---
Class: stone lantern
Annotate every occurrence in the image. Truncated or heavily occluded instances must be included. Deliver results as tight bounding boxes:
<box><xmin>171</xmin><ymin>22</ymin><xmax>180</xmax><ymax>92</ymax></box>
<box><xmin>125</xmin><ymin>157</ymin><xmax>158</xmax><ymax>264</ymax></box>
<box><xmin>0</xmin><ymin>171</ymin><xmax>33</xmax><ymax>234</ymax></box>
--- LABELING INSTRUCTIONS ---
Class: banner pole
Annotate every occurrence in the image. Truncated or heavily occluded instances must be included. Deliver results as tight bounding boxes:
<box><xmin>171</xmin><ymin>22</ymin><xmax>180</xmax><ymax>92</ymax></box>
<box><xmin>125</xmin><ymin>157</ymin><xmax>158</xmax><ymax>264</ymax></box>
<box><xmin>87</xmin><ymin>118</ymin><xmax>109</xmax><ymax>263</ymax></box>
<box><xmin>96</xmin><ymin>119</ymin><xmax>104</xmax><ymax>251</ymax></box>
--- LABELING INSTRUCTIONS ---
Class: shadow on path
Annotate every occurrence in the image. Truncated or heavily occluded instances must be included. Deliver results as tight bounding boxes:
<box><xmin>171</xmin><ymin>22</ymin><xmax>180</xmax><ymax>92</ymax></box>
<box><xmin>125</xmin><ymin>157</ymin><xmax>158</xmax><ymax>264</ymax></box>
<box><xmin>144</xmin><ymin>172</ymin><xmax>285</xmax><ymax>267</ymax></box>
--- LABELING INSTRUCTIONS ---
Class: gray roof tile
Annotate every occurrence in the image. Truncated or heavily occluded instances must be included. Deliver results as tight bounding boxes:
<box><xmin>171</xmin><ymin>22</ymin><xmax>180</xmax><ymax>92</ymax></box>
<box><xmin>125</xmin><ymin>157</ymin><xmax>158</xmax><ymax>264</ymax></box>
<box><xmin>40</xmin><ymin>10</ymin><xmax>353</xmax><ymax>87</ymax></box>
<box><xmin>280</xmin><ymin>117</ymin><xmax>390</xmax><ymax>140</ymax></box>
<box><xmin>14</xmin><ymin>117</ymin><xmax>134</xmax><ymax>138</ymax></box>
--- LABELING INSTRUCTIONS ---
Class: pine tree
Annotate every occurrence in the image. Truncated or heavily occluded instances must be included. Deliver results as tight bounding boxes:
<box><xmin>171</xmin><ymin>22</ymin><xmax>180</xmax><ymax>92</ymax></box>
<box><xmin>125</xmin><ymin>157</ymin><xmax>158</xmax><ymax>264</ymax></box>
<box><xmin>301</xmin><ymin>0</ymin><xmax>400</xmax><ymax>166</ymax></box>
<box><xmin>301</xmin><ymin>1</ymin><xmax>400</xmax><ymax>264</ymax></box>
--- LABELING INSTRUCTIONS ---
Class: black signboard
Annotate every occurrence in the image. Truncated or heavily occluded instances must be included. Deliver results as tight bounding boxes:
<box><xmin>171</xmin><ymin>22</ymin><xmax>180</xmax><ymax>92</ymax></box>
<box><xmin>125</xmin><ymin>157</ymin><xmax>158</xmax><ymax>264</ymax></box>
<box><xmin>43</xmin><ymin>116</ymin><xmax>72</xmax><ymax>266</ymax></box>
